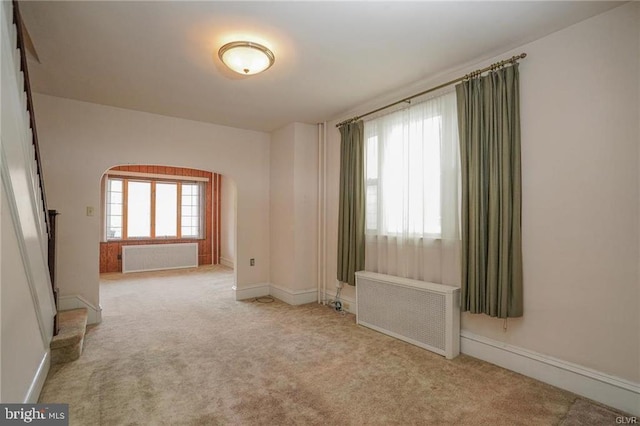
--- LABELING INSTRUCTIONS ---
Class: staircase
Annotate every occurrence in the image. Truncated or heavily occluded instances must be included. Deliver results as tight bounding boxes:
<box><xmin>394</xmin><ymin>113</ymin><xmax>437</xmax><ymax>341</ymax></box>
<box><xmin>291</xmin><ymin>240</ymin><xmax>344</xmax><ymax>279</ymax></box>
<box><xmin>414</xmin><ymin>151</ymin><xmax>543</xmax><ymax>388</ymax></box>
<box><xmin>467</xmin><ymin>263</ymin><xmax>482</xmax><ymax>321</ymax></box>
<box><xmin>50</xmin><ymin>309</ymin><xmax>89</xmax><ymax>364</ymax></box>
<box><xmin>11</xmin><ymin>1</ymin><xmax>75</xmax><ymax>361</ymax></box>
<box><xmin>1</xmin><ymin>0</ymin><xmax>67</xmax><ymax>401</ymax></box>
<box><xmin>11</xmin><ymin>0</ymin><xmax>61</xmax><ymax>335</ymax></box>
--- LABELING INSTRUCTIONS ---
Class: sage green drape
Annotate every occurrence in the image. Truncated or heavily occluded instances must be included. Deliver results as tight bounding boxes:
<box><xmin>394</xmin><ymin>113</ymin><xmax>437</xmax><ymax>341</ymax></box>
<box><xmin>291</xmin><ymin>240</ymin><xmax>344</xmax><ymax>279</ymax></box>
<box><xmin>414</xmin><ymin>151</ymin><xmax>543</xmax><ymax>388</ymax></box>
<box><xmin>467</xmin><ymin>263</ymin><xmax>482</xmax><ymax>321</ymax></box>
<box><xmin>456</xmin><ymin>64</ymin><xmax>523</xmax><ymax>318</ymax></box>
<box><xmin>337</xmin><ymin>121</ymin><xmax>365</xmax><ymax>286</ymax></box>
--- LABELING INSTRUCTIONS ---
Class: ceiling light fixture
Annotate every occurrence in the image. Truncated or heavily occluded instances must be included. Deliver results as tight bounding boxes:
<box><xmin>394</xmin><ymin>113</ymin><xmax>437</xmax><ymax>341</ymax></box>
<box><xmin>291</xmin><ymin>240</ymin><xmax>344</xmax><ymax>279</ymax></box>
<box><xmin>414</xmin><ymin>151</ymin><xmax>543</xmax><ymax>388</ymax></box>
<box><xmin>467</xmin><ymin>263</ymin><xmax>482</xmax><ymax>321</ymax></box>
<box><xmin>218</xmin><ymin>41</ymin><xmax>275</xmax><ymax>76</ymax></box>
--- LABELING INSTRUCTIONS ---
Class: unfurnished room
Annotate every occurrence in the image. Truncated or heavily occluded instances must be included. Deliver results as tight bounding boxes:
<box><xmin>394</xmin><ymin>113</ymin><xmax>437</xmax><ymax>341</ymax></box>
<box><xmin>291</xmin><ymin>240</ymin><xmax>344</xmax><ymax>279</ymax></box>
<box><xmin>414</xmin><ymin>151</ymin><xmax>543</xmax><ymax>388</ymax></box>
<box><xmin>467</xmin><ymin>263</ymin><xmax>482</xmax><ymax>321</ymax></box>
<box><xmin>1</xmin><ymin>1</ymin><xmax>638</xmax><ymax>425</ymax></box>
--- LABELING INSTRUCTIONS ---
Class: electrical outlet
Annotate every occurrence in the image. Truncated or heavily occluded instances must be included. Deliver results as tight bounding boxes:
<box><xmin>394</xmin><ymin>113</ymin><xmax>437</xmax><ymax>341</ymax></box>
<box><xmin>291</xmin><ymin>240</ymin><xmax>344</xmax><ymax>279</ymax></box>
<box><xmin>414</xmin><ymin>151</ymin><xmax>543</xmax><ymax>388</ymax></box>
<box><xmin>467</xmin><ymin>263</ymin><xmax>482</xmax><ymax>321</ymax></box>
<box><xmin>250</xmin><ymin>258</ymin><xmax>255</xmax><ymax>266</ymax></box>
<box><xmin>342</xmin><ymin>302</ymin><xmax>350</xmax><ymax>311</ymax></box>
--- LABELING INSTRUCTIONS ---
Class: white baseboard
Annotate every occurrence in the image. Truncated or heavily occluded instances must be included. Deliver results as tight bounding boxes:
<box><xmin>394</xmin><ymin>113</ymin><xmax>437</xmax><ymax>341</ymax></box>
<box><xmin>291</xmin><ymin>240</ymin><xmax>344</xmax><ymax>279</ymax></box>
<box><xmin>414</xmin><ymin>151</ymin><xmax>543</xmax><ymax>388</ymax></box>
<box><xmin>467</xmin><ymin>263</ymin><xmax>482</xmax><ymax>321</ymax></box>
<box><xmin>270</xmin><ymin>284</ymin><xmax>317</xmax><ymax>305</ymax></box>
<box><xmin>236</xmin><ymin>284</ymin><xmax>352</xmax><ymax>310</ymax></box>
<box><xmin>233</xmin><ymin>283</ymin><xmax>270</xmax><ymax>300</ymax></box>
<box><xmin>24</xmin><ymin>350</ymin><xmax>49</xmax><ymax>403</ymax></box>
<box><xmin>460</xmin><ymin>331</ymin><xmax>640</xmax><ymax>416</ymax></box>
<box><xmin>219</xmin><ymin>257</ymin><xmax>234</xmax><ymax>269</ymax></box>
<box><xmin>57</xmin><ymin>295</ymin><xmax>102</xmax><ymax>325</ymax></box>
<box><xmin>321</xmin><ymin>290</ymin><xmax>356</xmax><ymax>314</ymax></box>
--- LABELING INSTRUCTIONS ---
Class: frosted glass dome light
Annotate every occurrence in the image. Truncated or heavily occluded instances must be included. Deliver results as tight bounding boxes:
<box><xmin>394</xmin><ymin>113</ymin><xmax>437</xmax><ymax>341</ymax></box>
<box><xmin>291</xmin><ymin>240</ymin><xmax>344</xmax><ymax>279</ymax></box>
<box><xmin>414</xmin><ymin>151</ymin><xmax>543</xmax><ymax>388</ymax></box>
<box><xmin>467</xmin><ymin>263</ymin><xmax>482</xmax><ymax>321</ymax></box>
<box><xmin>218</xmin><ymin>41</ymin><xmax>275</xmax><ymax>75</ymax></box>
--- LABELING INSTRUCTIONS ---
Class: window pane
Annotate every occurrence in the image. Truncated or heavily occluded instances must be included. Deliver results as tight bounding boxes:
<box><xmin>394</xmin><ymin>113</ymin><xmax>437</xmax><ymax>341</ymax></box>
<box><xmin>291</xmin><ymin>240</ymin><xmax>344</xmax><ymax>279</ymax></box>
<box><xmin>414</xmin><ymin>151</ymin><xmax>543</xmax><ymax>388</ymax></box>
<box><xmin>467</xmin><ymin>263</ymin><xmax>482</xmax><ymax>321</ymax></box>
<box><xmin>156</xmin><ymin>183</ymin><xmax>177</xmax><ymax>237</ymax></box>
<box><xmin>366</xmin><ymin>184</ymin><xmax>378</xmax><ymax>232</ymax></box>
<box><xmin>109</xmin><ymin>203</ymin><xmax>122</xmax><ymax>216</ymax></box>
<box><xmin>106</xmin><ymin>178</ymin><xmax>123</xmax><ymax>239</ymax></box>
<box><xmin>110</xmin><ymin>192</ymin><xmax>122</xmax><ymax>204</ymax></box>
<box><xmin>381</xmin><ymin>122</ymin><xmax>404</xmax><ymax>235</ymax></box>
<box><xmin>366</xmin><ymin>136</ymin><xmax>378</xmax><ymax>180</ymax></box>
<box><xmin>110</xmin><ymin>179</ymin><xmax>122</xmax><ymax>192</ymax></box>
<box><xmin>127</xmin><ymin>181</ymin><xmax>151</xmax><ymax>238</ymax></box>
<box><xmin>423</xmin><ymin>116</ymin><xmax>441</xmax><ymax>235</ymax></box>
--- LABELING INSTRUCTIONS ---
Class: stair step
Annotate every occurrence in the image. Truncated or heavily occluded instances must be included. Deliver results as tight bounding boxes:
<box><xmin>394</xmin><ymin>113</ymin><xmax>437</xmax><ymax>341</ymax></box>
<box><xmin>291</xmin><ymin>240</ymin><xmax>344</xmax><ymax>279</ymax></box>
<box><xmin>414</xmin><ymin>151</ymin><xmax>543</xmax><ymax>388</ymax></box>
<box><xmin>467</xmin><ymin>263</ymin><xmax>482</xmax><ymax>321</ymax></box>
<box><xmin>50</xmin><ymin>308</ymin><xmax>88</xmax><ymax>364</ymax></box>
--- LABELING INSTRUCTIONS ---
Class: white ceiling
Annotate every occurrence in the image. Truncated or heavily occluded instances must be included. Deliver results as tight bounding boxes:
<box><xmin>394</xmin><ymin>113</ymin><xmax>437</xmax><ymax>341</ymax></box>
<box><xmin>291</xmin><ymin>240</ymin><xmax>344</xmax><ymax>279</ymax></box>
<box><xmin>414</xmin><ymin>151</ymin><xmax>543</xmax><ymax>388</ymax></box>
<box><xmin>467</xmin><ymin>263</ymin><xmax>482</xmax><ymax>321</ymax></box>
<box><xmin>20</xmin><ymin>1</ymin><xmax>622</xmax><ymax>132</ymax></box>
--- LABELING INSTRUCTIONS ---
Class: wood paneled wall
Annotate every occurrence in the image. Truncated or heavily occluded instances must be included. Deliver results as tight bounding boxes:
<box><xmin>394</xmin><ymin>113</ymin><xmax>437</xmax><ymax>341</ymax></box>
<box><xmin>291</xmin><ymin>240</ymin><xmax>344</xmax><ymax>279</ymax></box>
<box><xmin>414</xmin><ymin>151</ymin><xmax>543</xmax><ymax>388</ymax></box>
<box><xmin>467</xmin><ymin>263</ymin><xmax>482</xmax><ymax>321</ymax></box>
<box><xmin>99</xmin><ymin>165</ymin><xmax>221</xmax><ymax>273</ymax></box>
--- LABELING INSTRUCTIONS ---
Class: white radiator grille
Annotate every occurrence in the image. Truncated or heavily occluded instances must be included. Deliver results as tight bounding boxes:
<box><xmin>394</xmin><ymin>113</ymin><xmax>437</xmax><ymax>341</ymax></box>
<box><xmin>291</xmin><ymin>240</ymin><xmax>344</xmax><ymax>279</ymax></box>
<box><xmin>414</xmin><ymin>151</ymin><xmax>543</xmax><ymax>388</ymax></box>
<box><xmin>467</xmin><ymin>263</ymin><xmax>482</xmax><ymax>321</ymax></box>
<box><xmin>356</xmin><ymin>271</ymin><xmax>460</xmax><ymax>359</ymax></box>
<box><xmin>122</xmin><ymin>243</ymin><xmax>198</xmax><ymax>273</ymax></box>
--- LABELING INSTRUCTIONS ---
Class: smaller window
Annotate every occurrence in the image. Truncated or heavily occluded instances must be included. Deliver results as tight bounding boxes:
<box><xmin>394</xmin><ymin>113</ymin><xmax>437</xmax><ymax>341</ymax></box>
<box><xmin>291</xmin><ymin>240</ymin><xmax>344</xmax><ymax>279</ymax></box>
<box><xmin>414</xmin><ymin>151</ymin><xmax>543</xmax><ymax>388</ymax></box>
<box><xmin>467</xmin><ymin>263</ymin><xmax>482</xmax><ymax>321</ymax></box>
<box><xmin>106</xmin><ymin>179</ymin><xmax>123</xmax><ymax>239</ymax></box>
<box><xmin>181</xmin><ymin>183</ymin><xmax>202</xmax><ymax>238</ymax></box>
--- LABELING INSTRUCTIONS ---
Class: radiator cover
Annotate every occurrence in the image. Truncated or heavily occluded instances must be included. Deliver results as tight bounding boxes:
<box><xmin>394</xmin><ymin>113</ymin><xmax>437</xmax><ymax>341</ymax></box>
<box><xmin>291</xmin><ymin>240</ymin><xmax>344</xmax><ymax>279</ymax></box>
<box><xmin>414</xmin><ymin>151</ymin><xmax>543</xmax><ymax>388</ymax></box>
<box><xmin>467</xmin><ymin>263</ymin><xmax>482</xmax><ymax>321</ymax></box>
<box><xmin>122</xmin><ymin>243</ymin><xmax>198</xmax><ymax>273</ymax></box>
<box><xmin>356</xmin><ymin>271</ymin><xmax>460</xmax><ymax>359</ymax></box>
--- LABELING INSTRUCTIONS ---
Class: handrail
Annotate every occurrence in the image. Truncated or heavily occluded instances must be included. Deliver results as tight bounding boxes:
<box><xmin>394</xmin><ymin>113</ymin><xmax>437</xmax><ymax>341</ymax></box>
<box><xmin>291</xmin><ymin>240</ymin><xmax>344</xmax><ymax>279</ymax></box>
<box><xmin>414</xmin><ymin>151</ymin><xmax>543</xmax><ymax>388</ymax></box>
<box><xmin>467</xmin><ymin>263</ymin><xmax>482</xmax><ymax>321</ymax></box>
<box><xmin>12</xmin><ymin>0</ymin><xmax>50</xmax><ymax>239</ymax></box>
<box><xmin>48</xmin><ymin>209</ymin><xmax>60</xmax><ymax>335</ymax></box>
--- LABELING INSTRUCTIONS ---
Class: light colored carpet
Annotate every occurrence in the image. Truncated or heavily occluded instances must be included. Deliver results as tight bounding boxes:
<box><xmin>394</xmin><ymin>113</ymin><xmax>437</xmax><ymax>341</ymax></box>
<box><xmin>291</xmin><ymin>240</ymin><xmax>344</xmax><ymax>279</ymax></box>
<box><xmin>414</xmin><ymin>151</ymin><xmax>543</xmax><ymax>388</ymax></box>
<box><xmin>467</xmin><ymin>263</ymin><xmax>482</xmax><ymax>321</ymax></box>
<box><xmin>39</xmin><ymin>265</ymin><xmax>628</xmax><ymax>425</ymax></box>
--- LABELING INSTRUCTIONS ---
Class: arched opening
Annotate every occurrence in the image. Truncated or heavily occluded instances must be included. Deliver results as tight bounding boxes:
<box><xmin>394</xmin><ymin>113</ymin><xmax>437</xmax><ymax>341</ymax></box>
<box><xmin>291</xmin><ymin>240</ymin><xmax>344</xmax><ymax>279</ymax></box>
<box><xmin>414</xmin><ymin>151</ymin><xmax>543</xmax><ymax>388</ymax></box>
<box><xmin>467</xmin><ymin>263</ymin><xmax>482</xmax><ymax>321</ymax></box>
<box><xmin>95</xmin><ymin>165</ymin><xmax>237</xmax><ymax>318</ymax></box>
<box><xmin>99</xmin><ymin>165</ymin><xmax>222</xmax><ymax>272</ymax></box>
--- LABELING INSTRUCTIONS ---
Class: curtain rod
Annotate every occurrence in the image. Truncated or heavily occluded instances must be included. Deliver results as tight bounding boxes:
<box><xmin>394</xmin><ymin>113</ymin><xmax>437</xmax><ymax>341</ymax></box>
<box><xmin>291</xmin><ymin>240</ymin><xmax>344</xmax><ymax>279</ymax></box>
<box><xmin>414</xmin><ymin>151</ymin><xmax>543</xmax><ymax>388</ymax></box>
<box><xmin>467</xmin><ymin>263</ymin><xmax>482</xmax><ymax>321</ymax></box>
<box><xmin>336</xmin><ymin>52</ymin><xmax>527</xmax><ymax>128</ymax></box>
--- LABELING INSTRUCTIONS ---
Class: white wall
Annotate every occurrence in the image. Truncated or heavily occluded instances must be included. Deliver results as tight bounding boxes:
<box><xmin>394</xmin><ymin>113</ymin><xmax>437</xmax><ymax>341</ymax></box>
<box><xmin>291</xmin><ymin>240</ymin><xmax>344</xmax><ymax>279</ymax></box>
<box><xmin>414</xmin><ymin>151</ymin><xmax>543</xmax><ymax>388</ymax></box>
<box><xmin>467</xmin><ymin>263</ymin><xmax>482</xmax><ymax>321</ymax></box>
<box><xmin>220</xmin><ymin>176</ymin><xmax>236</xmax><ymax>268</ymax></box>
<box><xmin>463</xmin><ymin>2</ymin><xmax>639</xmax><ymax>384</ymax></box>
<box><xmin>270</xmin><ymin>124</ymin><xmax>296</xmax><ymax>291</ymax></box>
<box><xmin>34</xmin><ymin>94</ymin><xmax>271</xmax><ymax>308</ymax></box>
<box><xmin>293</xmin><ymin>123</ymin><xmax>319</xmax><ymax>293</ymax></box>
<box><xmin>1</xmin><ymin>187</ymin><xmax>48</xmax><ymax>402</ymax></box>
<box><xmin>324</xmin><ymin>2</ymin><xmax>639</xmax><ymax>385</ymax></box>
<box><xmin>270</xmin><ymin>123</ymin><xmax>318</xmax><ymax>301</ymax></box>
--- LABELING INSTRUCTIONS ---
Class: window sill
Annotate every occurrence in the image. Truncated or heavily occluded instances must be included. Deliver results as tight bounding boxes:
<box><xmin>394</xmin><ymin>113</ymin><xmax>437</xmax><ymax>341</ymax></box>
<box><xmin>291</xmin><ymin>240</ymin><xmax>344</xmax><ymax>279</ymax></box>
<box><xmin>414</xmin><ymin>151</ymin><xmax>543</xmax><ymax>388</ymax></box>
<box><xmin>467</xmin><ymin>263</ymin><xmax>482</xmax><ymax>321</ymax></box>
<box><xmin>365</xmin><ymin>233</ymin><xmax>444</xmax><ymax>241</ymax></box>
<box><xmin>102</xmin><ymin>238</ymin><xmax>205</xmax><ymax>243</ymax></box>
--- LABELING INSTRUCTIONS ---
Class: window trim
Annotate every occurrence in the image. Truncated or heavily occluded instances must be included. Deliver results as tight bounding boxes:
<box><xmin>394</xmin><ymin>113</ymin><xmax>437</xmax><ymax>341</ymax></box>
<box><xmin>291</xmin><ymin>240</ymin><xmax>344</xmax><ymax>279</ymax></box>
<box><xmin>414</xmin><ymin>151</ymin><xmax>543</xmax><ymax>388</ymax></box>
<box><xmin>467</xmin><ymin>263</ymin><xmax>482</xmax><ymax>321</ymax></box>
<box><xmin>105</xmin><ymin>170</ymin><xmax>209</xmax><ymax>182</ymax></box>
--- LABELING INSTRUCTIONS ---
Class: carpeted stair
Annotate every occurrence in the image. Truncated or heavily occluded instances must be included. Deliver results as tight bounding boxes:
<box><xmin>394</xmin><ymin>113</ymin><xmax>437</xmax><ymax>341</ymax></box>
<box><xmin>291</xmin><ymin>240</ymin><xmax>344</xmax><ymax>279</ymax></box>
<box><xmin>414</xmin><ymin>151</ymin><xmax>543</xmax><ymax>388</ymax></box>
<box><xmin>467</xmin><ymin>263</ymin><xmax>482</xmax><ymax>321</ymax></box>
<box><xmin>50</xmin><ymin>308</ymin><xmax>88</xmax><ymax>364</ymax></box>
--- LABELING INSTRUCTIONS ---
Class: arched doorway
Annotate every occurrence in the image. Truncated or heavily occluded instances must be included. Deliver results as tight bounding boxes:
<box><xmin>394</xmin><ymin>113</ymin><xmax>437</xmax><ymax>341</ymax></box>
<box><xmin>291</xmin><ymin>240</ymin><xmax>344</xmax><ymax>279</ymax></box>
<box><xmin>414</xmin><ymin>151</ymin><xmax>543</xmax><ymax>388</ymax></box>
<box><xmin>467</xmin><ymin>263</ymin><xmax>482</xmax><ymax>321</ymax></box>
<box><xmin>98</xmin><ymin>164</ymin><xmax>222</xmax><ymax>273</ymax></box>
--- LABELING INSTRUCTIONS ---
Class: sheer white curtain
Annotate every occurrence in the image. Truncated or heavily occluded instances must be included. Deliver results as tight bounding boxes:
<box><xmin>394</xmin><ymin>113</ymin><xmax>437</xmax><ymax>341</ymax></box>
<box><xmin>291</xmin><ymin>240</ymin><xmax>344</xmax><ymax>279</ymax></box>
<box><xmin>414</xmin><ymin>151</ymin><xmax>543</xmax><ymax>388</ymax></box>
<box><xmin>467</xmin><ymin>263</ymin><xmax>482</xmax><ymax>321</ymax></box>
<box><xmin>364</xmin><ymin>90</ymin><xmax>460</xmax><ymax>285</ymax></box>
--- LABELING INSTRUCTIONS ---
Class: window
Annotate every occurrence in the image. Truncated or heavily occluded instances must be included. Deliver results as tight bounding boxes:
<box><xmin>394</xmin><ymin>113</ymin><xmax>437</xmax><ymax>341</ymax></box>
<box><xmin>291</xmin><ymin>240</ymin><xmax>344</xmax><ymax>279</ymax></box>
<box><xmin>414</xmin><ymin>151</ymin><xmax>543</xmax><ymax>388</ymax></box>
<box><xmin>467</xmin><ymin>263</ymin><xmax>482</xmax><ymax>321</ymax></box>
<box><xmin>105</xmin><ymin>177</ymin><xmax>204</xmax><ymax>240</ymax></box>
<box><xmin>156</xmin><ymin>182</ymin><xmax>178</xmax><ymax>237</ymax></box>
<box><xmin>106</xmin><ymin>179</ymin><xmax>123</xmax><ymax>239</ymax></box>
<box><xmin>364</xmin><ymin>90</ymin><xmax>459</xmax><ymax>239</ymax></box>
<box><xmin>181</xmin><ymin>183</ymin><xmax>201</xmax><ymax>238</ymax></box>
<box><xmin>127</xmin><ymin>181</ymin><xmax>151</xmax><ymax>238</ymax></box>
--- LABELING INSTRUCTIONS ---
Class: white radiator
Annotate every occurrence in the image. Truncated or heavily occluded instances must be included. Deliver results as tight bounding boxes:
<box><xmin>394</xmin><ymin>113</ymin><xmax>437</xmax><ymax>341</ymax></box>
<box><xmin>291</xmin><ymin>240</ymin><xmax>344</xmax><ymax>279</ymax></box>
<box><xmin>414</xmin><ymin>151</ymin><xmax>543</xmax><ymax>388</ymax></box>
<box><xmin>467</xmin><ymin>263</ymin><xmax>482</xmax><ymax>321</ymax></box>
<box><xmin>355</xmin><ymin>271</ymin><xmax>460</xmax><ymax>359</ymax></box>
<box><xmin>122</xmin><ymin>243</ymin><xmax>198</xmax><ymax>273</ymax></box>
